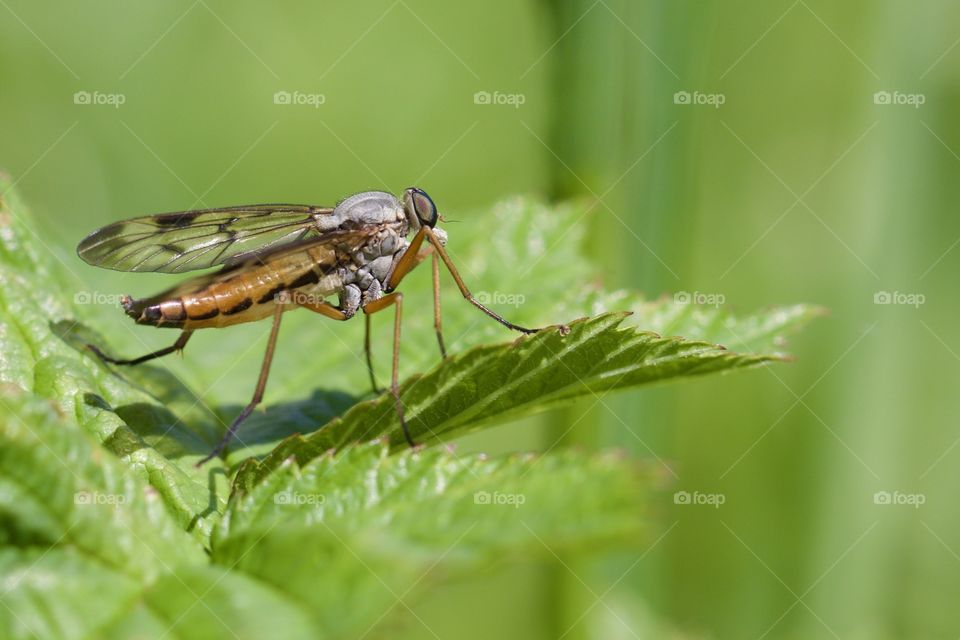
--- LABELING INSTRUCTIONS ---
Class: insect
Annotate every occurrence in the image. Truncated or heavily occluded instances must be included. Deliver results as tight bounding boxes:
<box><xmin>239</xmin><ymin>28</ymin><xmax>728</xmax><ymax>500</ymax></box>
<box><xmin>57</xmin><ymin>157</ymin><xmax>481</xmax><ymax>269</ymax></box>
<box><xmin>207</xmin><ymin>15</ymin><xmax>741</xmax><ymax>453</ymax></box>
<box><xmin>77</xmin><ymin>188</ymin><xmax>558</xmax><ymax>466</ymax></box>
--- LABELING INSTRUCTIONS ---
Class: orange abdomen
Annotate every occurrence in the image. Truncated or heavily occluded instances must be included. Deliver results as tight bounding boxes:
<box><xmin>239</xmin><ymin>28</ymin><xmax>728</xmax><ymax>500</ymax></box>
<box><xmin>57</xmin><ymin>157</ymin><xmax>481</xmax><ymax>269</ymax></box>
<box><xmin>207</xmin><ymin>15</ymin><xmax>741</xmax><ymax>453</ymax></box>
<box><xmin>123</xmin><ymin>244</ymin><xmax>339</xmax><ymax>329</ymax></box>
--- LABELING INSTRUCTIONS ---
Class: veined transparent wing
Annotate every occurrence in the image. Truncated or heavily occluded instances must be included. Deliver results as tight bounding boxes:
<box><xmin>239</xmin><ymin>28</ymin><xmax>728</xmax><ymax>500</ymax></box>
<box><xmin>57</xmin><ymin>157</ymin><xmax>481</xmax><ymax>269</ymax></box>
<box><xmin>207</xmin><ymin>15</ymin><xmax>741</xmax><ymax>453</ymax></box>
<box><xmin>77</xmin><ymin>204</ymin><xmax>333</xmax><ymax>273</ymax></box>
<box><xmin>134</xmin><ymin>226</ymin><xmax>385</xmax><ymax>306</ymax></box>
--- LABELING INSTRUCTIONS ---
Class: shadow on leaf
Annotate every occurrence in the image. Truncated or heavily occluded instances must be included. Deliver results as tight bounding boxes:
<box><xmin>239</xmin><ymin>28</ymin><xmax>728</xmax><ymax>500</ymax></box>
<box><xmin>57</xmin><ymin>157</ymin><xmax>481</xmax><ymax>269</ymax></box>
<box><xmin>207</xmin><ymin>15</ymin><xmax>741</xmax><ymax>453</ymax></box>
<box><xmin>217</xmin><ymin>389</ymin><xmax>360</xmax><ymax>460</ymax></box>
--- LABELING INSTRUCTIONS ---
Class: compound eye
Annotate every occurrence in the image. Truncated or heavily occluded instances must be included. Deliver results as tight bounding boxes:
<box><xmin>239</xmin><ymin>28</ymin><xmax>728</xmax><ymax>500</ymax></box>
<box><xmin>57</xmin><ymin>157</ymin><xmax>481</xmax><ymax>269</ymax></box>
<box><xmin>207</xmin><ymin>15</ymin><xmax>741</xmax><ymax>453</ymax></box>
<box><xmin>407</xmin><ymin>188</ymin><xmax>438</xmax><ymax>227</ymax></box>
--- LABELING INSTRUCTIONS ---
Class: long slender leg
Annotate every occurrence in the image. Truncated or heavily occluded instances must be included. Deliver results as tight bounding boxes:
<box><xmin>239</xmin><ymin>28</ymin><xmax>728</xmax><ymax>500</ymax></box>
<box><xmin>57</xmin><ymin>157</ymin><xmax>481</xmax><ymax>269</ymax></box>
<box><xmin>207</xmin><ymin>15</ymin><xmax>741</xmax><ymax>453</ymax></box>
<box><xmin>196</xmin><ymin>303</ymin><xmax>284</xmax><ymax>467</ymax></box>
<box><xmin>364</xmin><ymin>313</ymin><xmax>382</xmax><ymax>393</ymax></box>
<box><xmin>384</xmin><ymin>227</ymin><xmax>444</xmax><ymax>357</ymax></box>
<box><xmin>431</xmin><ymin>251</ymin><xmax>447</xmax><ymax>359</ymax></box>
<box><xmin>385</xmin><ymin>228</ymin><xmax>427</xmax><ymax>292</ymax></box>
<box><xmin>424</xmin><ymin>228</ymin><xmax>562</xmax><ymax>334</ymax></box>
<box><xmin>88</xmin><ymin>330</ymin><xmax>194</xmax><ymax>366</ymax></box>
<box><xmin>363</xmin><ymin>292</ymin><xmax>414</xmax><ymax>447</ymax></box>
<box><xmin>296</xmin><ymin>297</ymin><xmax>349</xmax><ymax>321</ymax></box>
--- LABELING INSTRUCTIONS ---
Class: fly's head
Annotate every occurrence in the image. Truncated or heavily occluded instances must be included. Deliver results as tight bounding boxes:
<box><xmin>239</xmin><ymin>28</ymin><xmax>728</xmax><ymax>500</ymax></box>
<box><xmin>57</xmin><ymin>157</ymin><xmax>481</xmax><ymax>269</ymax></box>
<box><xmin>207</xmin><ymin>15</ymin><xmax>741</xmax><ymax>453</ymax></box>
<box><xmin>403</xmin><ymin>187</ymin><xmax>446</xmax><ymax>246</ymax></box>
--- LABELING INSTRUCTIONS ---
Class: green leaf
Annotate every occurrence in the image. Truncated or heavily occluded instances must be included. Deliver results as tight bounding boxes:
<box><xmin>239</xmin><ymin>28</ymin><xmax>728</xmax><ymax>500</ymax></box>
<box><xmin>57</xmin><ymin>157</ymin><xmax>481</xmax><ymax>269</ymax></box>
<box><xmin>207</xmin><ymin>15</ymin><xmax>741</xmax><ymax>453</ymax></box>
<box><xmin>0</xmin><ymin>392</ymin><xmax>202</xmax><ymax>574</ymax></box>
<box><xmin>0</xmin><ymin>391</ymin><xmax>323</xmax><ymax>639</ymax></box>
<box><xmin>236</xmin><ymin>305</ymin><xmax>818</xmax><ymax>484</ymax></box>
<box><xmin>0</xmin><ymin>390</ymin><xmax>652</xmax><ymax>638</ymax></box>
<box><xmin>104</xmin><ymin>565</ymin><xmax>319</xmax><ymax>640</ymax></box>
<box><xmin>215</xmin><ymin>441</ymin><xmax>653</xmax><ymax>638</ymax></box>
<box><xmin>0</xmin><ymin>177</ymin><xmax>229</xmax><ymax>543</ymax></box>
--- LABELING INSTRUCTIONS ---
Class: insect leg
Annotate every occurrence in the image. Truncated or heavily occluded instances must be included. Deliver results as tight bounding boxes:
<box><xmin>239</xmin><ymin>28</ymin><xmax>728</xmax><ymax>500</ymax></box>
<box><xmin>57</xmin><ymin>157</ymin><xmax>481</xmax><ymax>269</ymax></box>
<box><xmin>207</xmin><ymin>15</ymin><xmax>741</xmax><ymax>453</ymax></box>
<box><xmin>362</xmin><ymin>292</ymin><xmax>415</xmax><ymax>447</ymax></box>
<box><xmin>88</xmin><ymin>330</ymin><xmax>194</xmax><ymax>366</ymax></box>
<box><xmin>385</xmin><ymin>227</ymin><xmax>427</xmax><ymax>291</ymax></box>
<box><xmin>424</xmin><ymin>227</ymin><xmax>563</xmax><ymax>335</ymax></box>
<box><xmin>296</xmin><ymin>298</ymin><xmax>350</xmax><ymax>321</ymax></box>
<box><xmin>196</xmin><ymin>303</ymin><xmax>284</xmax><ymax>467</ymax></box>
<box><xmin>382</xmin><ymin>228</ymin><xmax>445</xmax><ymax>358</ymax></box>
<box><xmin>432</xmin><ymin>251</ymin><xmax>447</xmax><ymax>358</ymax></box>
<box><xmin>364</xmin><ymin>314</ymin><xmax>382</xmax><ymax>394</ymax></box>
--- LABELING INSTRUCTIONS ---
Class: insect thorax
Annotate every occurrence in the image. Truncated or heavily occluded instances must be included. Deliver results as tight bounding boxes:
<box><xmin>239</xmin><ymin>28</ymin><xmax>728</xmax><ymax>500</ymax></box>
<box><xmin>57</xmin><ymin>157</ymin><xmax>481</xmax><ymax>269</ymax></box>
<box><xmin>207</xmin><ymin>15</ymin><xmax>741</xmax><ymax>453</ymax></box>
<box><xmin>329</xmin><ymin>191</ymin><xmax>408</xmax><ymax>228</ymax></box>
<box><xmin>298</xmin><ymin>222</ymin><xmax>410</xmax><ymax>317</ymax></box>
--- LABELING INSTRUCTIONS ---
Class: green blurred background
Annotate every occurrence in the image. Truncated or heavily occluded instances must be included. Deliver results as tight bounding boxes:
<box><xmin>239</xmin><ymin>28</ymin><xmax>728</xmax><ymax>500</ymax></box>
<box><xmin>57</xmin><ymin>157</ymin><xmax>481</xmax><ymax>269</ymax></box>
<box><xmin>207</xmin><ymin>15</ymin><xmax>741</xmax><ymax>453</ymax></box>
<box><xmin>2</xmin><ymin>1</ymin><xmax>958</xmax><ymax>638</ymax></box>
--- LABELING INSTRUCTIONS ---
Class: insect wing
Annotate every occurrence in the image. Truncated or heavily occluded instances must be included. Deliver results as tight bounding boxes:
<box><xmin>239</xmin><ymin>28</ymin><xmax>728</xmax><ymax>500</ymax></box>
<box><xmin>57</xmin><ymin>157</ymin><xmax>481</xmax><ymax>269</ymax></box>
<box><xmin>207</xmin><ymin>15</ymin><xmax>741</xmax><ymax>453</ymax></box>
<box><xmin>141</xmin><ymin>225</ymin><xmax>379</xmax><ymax>306</ymax></box>
<box><xmin>77</xmin><ymin>204</ymin><xmax>333</xmax><ymax>273</ymax></box>
<box><xmin>222</xmin><ymin>224</ymin><xmax>386</xmax><ymax>272</ymax></box>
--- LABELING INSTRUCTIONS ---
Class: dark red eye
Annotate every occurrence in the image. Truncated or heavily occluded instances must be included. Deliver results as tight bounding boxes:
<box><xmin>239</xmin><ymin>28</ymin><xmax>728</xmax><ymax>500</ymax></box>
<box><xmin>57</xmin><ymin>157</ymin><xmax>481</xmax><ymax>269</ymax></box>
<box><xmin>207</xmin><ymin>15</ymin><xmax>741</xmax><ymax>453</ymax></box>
<box><xmin>410</xmin><ymin>188</ymin><xmax>438</xmax><ymax>227</ymax></box>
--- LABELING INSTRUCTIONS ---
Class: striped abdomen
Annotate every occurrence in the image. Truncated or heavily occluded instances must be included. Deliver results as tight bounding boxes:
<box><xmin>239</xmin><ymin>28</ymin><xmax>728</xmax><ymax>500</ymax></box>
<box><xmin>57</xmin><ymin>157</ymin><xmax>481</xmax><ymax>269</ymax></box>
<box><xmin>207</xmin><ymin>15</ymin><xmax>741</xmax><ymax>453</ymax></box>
<box><xmin>122</xmin><ymin>242</ymin><xmax>341</xmax><ymax>329</ymax></box>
